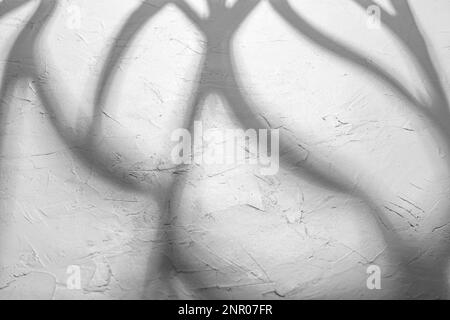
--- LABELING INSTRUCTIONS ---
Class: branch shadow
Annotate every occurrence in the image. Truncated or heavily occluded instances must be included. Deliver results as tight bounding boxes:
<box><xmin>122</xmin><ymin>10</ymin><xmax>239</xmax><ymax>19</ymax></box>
<box><xmin>1</xmin><ymin>0</ymin><xmax>449</xmax><ymax>299</ymax></box>
<box><xmin>0</xmin><ymin>0</ymin><xmax>170</xmax><ymax>294</ymax></box>
<box><xmin>101</xmin><ymin>0</ymin><xmax>404</xmax><ymax>299</ymax></box>
<box><xmin>269</xmin><ymin>0</ymin><xmax>450</xmax><ymax>298</ymax></box>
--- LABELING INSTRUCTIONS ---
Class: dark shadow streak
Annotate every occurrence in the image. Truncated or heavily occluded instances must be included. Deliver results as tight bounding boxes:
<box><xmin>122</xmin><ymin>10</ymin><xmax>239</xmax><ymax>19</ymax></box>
<box><xmin>0</xmin><ymin>0</ymin><xmax>405</xmax><ymax>299</ymax></box>
<box><xmin>0</xmin><ymin>0</ymin><xmax>169</xmax><ymax>294</ymax></box>
<box><xmin>269</xmin><ymin>0</ymin><xmax>450</xmax><ymax>298</ymax></box>
<box><xmin>0</xmin><ymin>0</ymin><xmax>155</xmax><ymax>194</ymax></box>
<box><xmin>114</xmin><ymin>0</ymin><xmax>402</xmax><ymax>298</ymax></box>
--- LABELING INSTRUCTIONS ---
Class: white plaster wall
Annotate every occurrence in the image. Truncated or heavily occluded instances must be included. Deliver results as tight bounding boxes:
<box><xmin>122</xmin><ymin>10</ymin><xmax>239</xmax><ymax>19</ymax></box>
<box><xmin>0</xmin><ymin>0</ymin><xmax>450</xmax><ymax>299</ymax></box>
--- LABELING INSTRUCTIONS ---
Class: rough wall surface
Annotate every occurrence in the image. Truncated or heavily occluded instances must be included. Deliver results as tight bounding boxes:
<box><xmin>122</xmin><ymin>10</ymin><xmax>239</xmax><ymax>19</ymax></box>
<box><xmin>1</xmin><ymin>0</ymin><xmax>450</xmax><ymax>299</ymax></box>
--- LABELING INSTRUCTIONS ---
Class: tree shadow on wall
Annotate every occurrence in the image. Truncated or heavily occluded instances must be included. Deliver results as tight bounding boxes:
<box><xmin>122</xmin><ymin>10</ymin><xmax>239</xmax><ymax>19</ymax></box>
<box><xmin>0</xmin><ymin>0</ymin><xmax>449</xmax><ymax>299</ymax></box>
<box><xmin>269</xmin><ymin>0</ymin><xmax>450</xmax><ymax>299</ymax></box>
<box><xmin>0</xmin><ymin>0</ymin><xmax>163</xmax><ymax>295</ymax></box>
<box><xmin>90</xmin><ymin>0</ymin><xmax>403</xmax><ymax>299</ymax></box>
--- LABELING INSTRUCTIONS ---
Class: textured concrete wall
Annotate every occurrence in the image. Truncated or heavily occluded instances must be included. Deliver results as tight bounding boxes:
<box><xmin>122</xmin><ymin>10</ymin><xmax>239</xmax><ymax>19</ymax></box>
<box><xmin>1</xmin><ymin>0</ymin><xmax>450</xmax><ymax>299</ymax></box>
